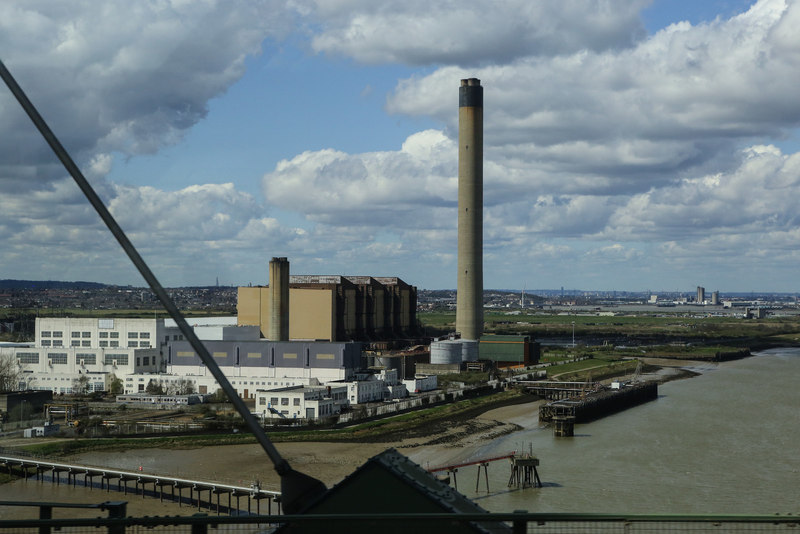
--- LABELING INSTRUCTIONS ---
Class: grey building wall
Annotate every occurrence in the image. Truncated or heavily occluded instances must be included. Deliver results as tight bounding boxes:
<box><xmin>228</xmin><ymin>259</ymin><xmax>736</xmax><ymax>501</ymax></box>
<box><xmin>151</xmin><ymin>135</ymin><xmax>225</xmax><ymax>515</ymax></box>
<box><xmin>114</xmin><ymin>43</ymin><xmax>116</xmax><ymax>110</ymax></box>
<box><xmin>167</xmin><ymin>340</ymin><xmax>363</xmax><ymax>371</ymax></box>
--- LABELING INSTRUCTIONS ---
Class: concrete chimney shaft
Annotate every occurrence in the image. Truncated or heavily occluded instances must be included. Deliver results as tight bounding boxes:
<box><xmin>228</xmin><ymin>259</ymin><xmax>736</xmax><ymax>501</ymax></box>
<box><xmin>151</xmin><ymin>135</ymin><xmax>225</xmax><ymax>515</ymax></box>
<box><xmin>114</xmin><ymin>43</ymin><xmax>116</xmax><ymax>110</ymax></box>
<box><xmin>269</xmin><ymin>257</ymin><xmax>290</xmax><ymax>341</ymax></box>
<box><xmin>456</xmin><ymin>78</ymin><xmax>483</xmax><ymax>341</ymax></box>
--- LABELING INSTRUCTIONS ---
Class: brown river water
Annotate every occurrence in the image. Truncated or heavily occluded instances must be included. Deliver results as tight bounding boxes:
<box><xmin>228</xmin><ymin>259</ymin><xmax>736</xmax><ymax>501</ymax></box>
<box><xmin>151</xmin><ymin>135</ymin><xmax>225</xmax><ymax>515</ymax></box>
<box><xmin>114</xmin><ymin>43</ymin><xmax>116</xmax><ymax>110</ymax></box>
<box><xmin>1</xmin><ymin>348</ymin><xmax>798</xmax><ymax>518</ymax></box>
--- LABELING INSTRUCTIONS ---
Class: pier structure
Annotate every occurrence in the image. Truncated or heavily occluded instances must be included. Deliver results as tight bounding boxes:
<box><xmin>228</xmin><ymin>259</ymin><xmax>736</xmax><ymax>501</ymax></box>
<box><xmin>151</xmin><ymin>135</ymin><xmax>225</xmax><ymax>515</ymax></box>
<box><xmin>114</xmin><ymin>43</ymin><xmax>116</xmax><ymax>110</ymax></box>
<box><xmin>551</xmin><ymin>409</ymin><xmax>576</xmax><ymax>437</ymax></box>
<box><xmin>539</xmin><ymin>381</ymin><xmax>658</xmax><ymax>432</ymax></box>
<box><xmin>426</xmin><ymin>452</ymin><xmax>516</xmax><ymax>493</ymax></box>
<box><xmin>427</xmin><ymin>451</ymin><xmax>545</xmax><ymax>493</ymax></box>
<box><xmin>519</xmin><ymin>380</ymin><xmax>601</xmax><ymax>400</ymax></box>
<box><xmin>508</xmin><ymin>454</ymin><xmax>542</xmax><ymax>489</ymax></box>
<box><xmin>0</xmin><ymin>454</ymin><xmax>280</xmax><ymax>515</ymax></box>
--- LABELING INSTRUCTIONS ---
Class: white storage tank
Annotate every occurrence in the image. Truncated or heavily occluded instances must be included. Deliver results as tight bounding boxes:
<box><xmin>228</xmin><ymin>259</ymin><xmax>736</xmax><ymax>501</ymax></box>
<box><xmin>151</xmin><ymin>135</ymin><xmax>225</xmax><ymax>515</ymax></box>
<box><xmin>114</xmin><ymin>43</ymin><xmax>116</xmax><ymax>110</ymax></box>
<box><xmin>461</xmin><ymin>340</ymin><xmax>479</xmax><ymax>362</ymax></box>
<box><xmin>430</xmin><ymin>340</ymin><xmax>462</xmax><ymax>364</ymax></box>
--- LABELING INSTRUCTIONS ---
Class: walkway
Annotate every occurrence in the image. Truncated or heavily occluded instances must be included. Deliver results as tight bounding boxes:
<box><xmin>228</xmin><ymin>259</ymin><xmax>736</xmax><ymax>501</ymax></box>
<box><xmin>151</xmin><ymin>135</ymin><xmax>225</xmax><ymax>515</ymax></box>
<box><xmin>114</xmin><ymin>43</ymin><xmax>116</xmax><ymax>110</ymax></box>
<box><xmin>0</xmin><ymin>454</ymin><xmax>280</xmax><ymax>515</ymax></box>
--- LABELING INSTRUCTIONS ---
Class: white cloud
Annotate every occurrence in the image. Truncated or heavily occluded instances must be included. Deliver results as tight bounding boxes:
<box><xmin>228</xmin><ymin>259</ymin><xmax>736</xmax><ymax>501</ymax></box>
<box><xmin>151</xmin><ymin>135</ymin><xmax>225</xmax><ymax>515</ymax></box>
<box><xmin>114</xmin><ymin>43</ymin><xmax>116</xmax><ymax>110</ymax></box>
<box><xmin>386</xmin><ymin>0</ymin><xmax>800</xmax><ymax>198</ymax></box>
<box><xmin>0</xmin><ymin>1</ymin><xmax>283</xmax><ymax>175</ymax></box>
<box><xmin>263</xmin><ymin>129</ymin><xmax>457</xmax><ymax>226</ymax></box>
<box><xmin>0</xmin><ymin>1</ymin><xmax>304</xmax><ymax>285</ymax></box>
<box><xmin>3</xmin><ymin>0</ymin><xmax>800</xmax><ymax>291</ymax></box>
<box><xmin>605</xmin><ymin>144</ymin><xmax>800</xmax><ymax>241</ymax></box>
<box><xmin>306</xmin><ymin>0</ymin><xmax>648</xmax><ymax>65</ymax></box>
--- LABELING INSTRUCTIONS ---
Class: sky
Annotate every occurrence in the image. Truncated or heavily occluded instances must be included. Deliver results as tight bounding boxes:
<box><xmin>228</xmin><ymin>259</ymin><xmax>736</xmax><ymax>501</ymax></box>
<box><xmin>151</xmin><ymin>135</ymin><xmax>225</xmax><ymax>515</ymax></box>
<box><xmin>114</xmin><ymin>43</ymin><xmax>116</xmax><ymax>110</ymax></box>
<box><xmin>1</xmin><ymin>0</ymin><xmax>799</xmax><ymax>293</ymax></box>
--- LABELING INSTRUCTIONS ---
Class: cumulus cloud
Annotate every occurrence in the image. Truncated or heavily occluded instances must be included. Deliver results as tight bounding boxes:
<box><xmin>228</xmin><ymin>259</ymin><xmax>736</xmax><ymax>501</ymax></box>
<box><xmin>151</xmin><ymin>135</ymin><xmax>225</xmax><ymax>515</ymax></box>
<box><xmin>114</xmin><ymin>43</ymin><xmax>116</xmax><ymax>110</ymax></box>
<box><xmin>253</xmin><ymin>1</ymin><xmax>800</xmax><ymax>290</ymax></box>
<box><xmin>263</xmin><ymin>129</ymin><xmax>457</xmax><ymax>226</ymax></box>
<box><xmin>4</xmin><ymin>0</ymin><xmax>800</xmax><ymax>290</ymax></box>
<box><xmin>306</xmin><ymin>0</ymin><xmax>648</xmax><ymax>65</ymax></box>
<box><xmin>605</xmin><ymin>145</ymin><xmax>800</xmax><ymax>241</ymax></box>
<box><xmin>0</xmin><ymin>1</ymin><xmax>284</xmax><ymax>179</ymax></box>
<box><xmin>386</xmin><ymin>0</ymin><xmax>800</xmax><ymax>198</ymax></box>
<box><xmin>0</xmin><ymin>1</ymin><xmax>297</xmax><ymax>285</ymax></box>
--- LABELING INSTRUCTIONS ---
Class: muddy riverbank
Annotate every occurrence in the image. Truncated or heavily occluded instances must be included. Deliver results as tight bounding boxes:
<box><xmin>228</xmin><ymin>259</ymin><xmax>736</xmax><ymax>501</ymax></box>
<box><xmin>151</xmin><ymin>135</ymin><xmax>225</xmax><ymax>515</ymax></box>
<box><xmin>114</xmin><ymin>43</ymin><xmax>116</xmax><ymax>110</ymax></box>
<box><xmin>0</xmin><ymin>356</ymin><xmax>715</xmax><ymax>520</ymax></box>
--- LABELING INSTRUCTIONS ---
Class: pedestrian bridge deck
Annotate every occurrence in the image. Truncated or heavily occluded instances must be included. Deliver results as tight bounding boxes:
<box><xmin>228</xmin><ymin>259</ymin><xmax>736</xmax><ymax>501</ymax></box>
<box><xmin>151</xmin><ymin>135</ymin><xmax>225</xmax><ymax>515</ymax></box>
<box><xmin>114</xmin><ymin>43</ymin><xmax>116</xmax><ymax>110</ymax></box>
<box><xmin>0</xmin><ymin>453</ymin><xmax>280</xmax><ymax>515</ymax></box>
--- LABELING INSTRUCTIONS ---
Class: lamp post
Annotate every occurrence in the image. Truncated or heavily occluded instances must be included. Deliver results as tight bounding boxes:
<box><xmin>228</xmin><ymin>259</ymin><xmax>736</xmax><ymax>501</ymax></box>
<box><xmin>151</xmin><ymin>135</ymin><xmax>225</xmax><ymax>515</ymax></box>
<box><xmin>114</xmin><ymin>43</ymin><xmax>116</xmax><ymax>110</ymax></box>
<box><xmin>572</xmin><ymin>321</ymin><xmax>576</xmax><ymax>348</ymax></box>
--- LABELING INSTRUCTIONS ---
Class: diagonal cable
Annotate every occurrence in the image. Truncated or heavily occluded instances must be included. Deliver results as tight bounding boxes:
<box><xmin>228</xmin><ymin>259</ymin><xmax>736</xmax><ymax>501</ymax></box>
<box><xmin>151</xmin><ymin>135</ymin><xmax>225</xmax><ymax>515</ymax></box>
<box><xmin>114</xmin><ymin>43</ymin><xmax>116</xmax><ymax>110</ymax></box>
<box><xmin>0</xmin><ymin>58</ymin><xmax>326</xmax><ymax>513</ymax></box>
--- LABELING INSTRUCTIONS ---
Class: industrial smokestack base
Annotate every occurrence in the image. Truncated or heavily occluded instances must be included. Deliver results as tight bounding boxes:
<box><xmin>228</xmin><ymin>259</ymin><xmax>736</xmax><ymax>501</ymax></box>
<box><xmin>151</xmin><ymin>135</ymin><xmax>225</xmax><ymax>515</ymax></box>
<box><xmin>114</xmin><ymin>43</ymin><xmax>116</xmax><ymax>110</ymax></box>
<box><xmin>456</xmin><ymin>78</ymin><xmax>483</xmax><ymax>341</ymax></box>
<box><xmin>269</xmin><ymin>257</ymin><xmax>290</xmax><ymax>341</ymax></box>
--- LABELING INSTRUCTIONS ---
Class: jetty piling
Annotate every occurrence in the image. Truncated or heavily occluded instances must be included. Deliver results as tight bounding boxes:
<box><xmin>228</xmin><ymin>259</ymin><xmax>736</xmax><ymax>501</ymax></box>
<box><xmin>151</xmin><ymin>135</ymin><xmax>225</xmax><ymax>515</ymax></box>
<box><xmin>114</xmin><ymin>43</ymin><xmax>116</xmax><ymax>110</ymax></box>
<box><xmin>508</xmin><ymin>455</ymin><xmax>542</xmax><ymax>489</ymax></box>
<box><xmin>475</xmin><ymin>462</ymin><xmax>490</xmax><ymax>493</ymax></box>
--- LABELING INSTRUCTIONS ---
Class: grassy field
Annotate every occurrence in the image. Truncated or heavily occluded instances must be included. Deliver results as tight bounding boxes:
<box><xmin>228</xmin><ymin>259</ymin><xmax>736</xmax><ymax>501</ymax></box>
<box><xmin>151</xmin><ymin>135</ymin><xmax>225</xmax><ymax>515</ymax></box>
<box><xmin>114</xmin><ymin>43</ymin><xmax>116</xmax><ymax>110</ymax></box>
<box><xmin>419</xmin><ymin>310</ymin><xmax>800</xmax><ymax>341</ymax></box>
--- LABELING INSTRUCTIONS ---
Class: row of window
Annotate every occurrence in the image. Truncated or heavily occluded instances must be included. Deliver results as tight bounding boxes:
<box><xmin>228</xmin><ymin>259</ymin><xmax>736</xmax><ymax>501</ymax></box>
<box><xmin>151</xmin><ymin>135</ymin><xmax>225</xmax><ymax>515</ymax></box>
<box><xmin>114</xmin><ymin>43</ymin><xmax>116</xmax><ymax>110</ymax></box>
<box><xmin>27</xmin><ymin>384</ymin><xmax>104</xmax><ymax>393</ymax></box>
<box><xmin>40</xmin><ymin>331</ymin><xmax>63</xmax><ymax>338</ymax></box>
<box><xmin>127</xmin><ymin>332</ymin><xmax>150</xmax><ymax>339</ymax></box>
<box><xmin>261</xmin><ymin>397</ymin><xmax>302</xmax><ymax>406</ymax></box>
<box><xmin>15</xmin><ymin>352</ymin><xmax>130</xmax><ymax>365</ymax></box>
<box><xmin>41</xmin><ymin>330</ymin><xmax>151</xmax><ymax>339</ymax></box>
<box><xmin>231</xmin><ymin>380</ymin><xmax>295</xmax><ymax>387</ymax></box>
<box><xmin>51</xmin><ymin>340</ymin><xmax>153</xmax><ymax>348</ymax></box>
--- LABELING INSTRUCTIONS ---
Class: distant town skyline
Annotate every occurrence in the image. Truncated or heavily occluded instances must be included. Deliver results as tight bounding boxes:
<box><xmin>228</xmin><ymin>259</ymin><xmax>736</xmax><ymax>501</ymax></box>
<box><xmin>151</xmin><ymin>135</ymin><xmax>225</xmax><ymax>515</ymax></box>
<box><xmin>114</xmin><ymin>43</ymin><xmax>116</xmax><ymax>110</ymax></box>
<box><xmin>2</xmin><ymin>1</ymin><xmax>799</xmax><ymax>293</ymax></box>
<box><xmin>2</xmin><ymin>278</ymin><xmax>798</xmax><ymax>299</ymax></box>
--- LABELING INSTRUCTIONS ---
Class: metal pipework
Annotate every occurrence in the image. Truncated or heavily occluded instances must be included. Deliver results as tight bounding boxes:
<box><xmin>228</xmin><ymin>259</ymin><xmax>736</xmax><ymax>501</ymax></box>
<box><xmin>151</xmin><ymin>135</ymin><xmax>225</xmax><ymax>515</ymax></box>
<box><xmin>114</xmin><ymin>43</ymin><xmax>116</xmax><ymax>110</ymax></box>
<box><xmin>456</xmin><ymin>78</ymin><xmax>484</xmax><ymax>341</ymax></box>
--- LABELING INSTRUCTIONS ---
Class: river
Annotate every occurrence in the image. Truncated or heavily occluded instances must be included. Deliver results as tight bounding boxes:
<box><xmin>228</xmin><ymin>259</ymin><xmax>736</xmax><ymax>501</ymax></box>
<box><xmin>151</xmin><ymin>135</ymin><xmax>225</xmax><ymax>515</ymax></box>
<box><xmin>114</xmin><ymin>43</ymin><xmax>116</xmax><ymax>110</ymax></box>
<box><xmin>446</xmin><ymin>347</ymin><xmax>799</xmax><ymax>514</ymax></box>
<box><xmin>1</xmin><ymin>348</ymin><xmax>798</xmax><ymax>517</ymax></box>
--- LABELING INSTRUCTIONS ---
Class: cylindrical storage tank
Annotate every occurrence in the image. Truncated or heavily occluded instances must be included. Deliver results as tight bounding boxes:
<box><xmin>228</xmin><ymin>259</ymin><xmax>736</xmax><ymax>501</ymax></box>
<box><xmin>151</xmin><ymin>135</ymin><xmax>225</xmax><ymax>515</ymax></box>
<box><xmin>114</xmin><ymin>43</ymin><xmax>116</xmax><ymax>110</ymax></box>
<box><xmin>430</xmin><ymin>340</ymin><xmax>462</xmax><ymax>365</ymax></box>
<box><xmin>461</xmin><ymin>340</ymin><xmax>479</xmax><ymax>362</ymax></box>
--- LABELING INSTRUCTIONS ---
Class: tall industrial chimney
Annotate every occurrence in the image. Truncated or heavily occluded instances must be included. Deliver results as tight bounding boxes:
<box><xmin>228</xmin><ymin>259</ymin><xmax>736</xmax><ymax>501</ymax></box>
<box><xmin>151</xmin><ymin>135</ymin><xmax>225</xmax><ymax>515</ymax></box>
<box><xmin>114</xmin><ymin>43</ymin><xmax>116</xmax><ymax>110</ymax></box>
<box><xmin>269</xmin><ymin>257</ymin><xmax>290</xmax><ymax>341</ymax></box>
<box><xmin>456</xmin><ymin>78</ymin><xmax>483</xmax><ymax>341</ymax></box>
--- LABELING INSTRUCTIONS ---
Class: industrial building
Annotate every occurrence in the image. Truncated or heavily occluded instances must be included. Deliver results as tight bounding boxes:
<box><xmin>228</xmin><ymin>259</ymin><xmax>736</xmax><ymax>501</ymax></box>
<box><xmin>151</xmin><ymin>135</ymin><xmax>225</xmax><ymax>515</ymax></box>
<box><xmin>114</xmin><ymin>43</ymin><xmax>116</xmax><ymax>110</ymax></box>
<box><xmin>2</xmin><ymin>79</ymin><xmax>503</xmax><ymax>418</ymax></box>
<box><xmin>238</xmin><ymin>269</ymin><xmax>419</xmax><ymax>342</ymax></box>
<box><xmin>478</xmin><ymin>335</ymin><xmax>540</xmax><ymax>368</ymax></box>
<box><xmin>2</xmin><ymin>315</ymin><xmax>419</xmax><ymax>418</ymax></box>
<box><xmin>163</xmin><ymin>338</ymin><xmax>363</xmax><ymax>397</ymax></box>
<box><xmin>697</xmin><ymin>286</ymin><xmax>706</xmax><ymax>303</ymax></box>
<box><xmin>3</xmin><ymin>317</ymin><xmax>170</xmax><ymax>394</ymax></box>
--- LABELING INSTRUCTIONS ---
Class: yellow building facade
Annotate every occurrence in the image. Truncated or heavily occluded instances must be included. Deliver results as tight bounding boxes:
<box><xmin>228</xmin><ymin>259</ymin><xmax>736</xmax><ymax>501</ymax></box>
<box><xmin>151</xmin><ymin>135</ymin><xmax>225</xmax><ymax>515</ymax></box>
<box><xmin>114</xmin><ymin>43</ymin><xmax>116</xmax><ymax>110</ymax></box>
<box><xmin>237</xmin><ymin>276</ymin><xmax>417</xmax><ymax>342</ymax></box>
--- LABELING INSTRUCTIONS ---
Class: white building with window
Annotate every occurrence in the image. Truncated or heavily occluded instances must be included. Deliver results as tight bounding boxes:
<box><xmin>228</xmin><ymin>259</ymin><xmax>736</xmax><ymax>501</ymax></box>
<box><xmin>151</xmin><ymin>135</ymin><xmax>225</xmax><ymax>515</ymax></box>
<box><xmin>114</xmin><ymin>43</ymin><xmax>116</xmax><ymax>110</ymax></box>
<box><xmin>403</xmin><ymin>374</ymin><xmax>438</xmax><ymax>394</ymax></box>
<box><xmin>338</xmin><ymin>369</ymin><xmax>408</xmax><ymax>405</ymax></box>
<box><xmin>2</xmin><ymin>317</ymin><xmax>376</xmax><ymax>402</ymax></box>
<box><xmin>3</xmin><ymin>318</ymin><xmax>163</xmax><ymax>394</ymax></box>
<box><xmin>255</xmin><ymin>384</ymin><xmax>348</xmax><ymax>420</ymax></box>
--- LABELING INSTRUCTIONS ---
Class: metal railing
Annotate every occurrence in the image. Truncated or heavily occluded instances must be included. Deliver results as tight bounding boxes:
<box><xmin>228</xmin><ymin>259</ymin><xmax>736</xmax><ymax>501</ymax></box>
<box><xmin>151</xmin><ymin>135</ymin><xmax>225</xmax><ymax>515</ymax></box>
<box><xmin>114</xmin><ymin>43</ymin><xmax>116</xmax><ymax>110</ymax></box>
<box><xmin>1</xmin><ymin>501</ymin><xmax>799</xmax><ymax>534</ymax></box>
